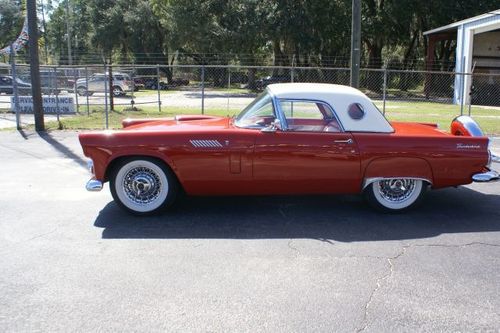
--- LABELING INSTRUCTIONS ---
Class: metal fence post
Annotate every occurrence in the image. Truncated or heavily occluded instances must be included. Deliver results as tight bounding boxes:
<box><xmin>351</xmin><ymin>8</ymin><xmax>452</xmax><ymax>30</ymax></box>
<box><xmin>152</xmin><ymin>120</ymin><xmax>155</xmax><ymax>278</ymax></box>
<box><xmin>157</xmin><ymin>64</ymin><xmax>161</xmax><ymax>112</ymax></box>
<box><xmin>227</xmin><ymin>66</ymin><xmax>231</xmax><ymax>113</ymax></box>
<box><xmin>382</xmin><ymin>67</ymin><xmax>387</xmax><ymax>115</ymax></box>
<box><xmin>201</xmin><ymin>65</ymin><xmax>205</xmax><ymax>115</ymax></box>
<box><xmin>85</xmin><ymin>66</ymin><xmax>90</xmax><ymax>116</ymax></box>
<box><xmin>131</xmin><ymin>64</ymin><xmax>135</xmax><ymax>107</ymax></box>
<box><xmin>53</xmin><ymin>67</ymin><xmax>60</xmax><ymax>125</ymax></box>
<box><xmin>73</xmin><ymin>68</ymin><xmax>79</xmax><ymax>113</ymax></box>
<box><xmin>468</xmin><ymin>72</ymin><xmax>472</xmax><ymax>116</ymax></box>
<box><xmin>104</xmin><ymin>64</ymin><xmax>109</xmax><ymax>129</ymax></box>
<box><xmin>10</xmin><ymin>45</ymin><xmax>21</xmax><ymax>130</ymax></box>
<box><xmin>460</xmin><ymin>57</ymin><xmax>465</xmax><ymax>116</ymax></box>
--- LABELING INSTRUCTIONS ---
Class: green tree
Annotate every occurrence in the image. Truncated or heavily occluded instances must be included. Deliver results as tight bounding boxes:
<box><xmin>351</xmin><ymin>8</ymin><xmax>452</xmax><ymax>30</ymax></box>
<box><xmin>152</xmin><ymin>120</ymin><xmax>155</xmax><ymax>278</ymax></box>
<box><xmin>46</xmin><ymin>0</ymin><xmax>94</xmax><ymax>64</ymax></box>
<box><xmin>0</xmin><ymin>0</ymin><xmax>23</xmax><ymax>50</ymax></box>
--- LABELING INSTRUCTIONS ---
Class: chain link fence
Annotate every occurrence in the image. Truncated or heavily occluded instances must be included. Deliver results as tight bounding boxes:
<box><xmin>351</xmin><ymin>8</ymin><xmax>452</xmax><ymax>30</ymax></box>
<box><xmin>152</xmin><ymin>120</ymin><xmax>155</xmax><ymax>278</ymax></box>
<box><xmin>1</xmin><ymin>63</ymin><xmax>499</xmax><ymax>132</ymax></box>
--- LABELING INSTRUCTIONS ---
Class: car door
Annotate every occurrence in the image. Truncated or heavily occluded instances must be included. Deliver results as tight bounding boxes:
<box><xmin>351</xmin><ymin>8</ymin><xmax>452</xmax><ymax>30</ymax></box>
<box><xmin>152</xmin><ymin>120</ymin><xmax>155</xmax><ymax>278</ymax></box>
<box><xmin>253</xmin><ymin>99</ymin><xmax>361</xmax><ymax>194</ymax></box>
<box><xmin>89</xmin><ymin>75</ymin><xmax>105</xmax><ymax>92</ymax></box>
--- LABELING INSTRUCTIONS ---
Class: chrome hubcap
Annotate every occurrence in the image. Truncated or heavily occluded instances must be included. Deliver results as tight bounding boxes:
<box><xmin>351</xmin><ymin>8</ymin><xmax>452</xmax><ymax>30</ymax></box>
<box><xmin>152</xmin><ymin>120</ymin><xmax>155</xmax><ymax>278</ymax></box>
<box><xmin>123</xmin><ymin>166</ymin><xmax>162</xmax><ymax>205</ymax></box>
<box><xmin>377</xmin><ymin>179</ymin><xmax>416</xmax><ymax>203</ymax></box>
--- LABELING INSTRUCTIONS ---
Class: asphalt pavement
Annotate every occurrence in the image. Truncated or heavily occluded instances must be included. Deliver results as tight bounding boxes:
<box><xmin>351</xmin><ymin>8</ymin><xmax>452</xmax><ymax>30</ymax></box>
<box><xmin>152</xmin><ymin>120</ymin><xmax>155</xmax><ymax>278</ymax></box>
<box><xmin>0</xmin><ymin>131</ymin><xmax>499</xmax><ymax>332</ymax></box>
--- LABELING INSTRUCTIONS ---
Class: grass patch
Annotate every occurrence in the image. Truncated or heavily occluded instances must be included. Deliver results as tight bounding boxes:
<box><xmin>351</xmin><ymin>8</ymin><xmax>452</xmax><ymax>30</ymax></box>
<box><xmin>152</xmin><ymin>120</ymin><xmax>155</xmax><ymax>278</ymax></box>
<box><xmin>207</xmin><ymin>87</ymin><xmax>254</xmax><ymax>94</ymax></box>
<box><xmin>14</xmin><ymin>100</ymin><xmax>500</xmax><ymax>134</ymax></box>
<box><xmin>34</xmin><ymin>105</ymin><xmax>239</xmax><ymax>130</ymax></box>
<box><xmin>129</xmin><ymin>90</ymin><xmax>177</xmax><ymax>97</ymax></box>
<box><xmin>375</xmin><ymin>101</ymin><xmax>500</xmax><ymax>134</ymax></box>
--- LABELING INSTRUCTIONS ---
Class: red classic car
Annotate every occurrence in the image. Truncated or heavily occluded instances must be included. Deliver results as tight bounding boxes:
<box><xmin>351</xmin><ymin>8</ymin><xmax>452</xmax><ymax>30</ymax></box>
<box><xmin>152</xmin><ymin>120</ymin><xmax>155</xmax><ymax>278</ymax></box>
<box><xmin>79</xmin><ymin>83</ymin><xmax>499</xmax><ymax>214</ymax></box>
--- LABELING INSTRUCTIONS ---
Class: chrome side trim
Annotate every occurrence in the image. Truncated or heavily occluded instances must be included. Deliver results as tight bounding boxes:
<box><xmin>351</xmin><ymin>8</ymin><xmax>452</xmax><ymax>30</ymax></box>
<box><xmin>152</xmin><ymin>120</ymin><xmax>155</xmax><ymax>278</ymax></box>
<box><xmin>86</xmin><ymin>178</ymin><xmax>103</xmax><ymax>192</ymax></box>
<box><xmin>472</xmin><ymin>170</ymin><xmax>499</xmax><ymax>182</ymax></box>
<box><xmin>362</xmin><ymin>177</ymin><xmax>433</xmax><ymax>190</ymax></box>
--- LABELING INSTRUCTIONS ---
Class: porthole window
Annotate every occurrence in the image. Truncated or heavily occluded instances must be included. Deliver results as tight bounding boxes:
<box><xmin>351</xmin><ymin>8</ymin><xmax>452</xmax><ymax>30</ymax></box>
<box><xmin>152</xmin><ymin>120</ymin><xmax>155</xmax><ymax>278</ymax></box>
<box><xmin>348</xmin><ymin>103</ymin><xmax>365</xmax><ymax>120</ymax></box>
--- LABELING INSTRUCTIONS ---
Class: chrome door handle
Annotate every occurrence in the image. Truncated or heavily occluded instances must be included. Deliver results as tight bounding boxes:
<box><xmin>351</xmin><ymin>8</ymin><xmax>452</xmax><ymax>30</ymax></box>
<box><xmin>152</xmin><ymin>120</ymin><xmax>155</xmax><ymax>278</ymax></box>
<box><xmin>334</xmin><ymin>138</ymin><xmax>353</xmax><ymax>144</ymax></box>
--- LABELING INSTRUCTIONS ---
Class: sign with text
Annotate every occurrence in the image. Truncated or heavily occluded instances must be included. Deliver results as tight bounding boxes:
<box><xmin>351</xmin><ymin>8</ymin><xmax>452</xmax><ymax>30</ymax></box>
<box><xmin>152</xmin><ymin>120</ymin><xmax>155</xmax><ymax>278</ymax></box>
<box><xmin>11</xmin><ymin>96</ymin><xmax>76</xmax><ymax>114</ymax></box>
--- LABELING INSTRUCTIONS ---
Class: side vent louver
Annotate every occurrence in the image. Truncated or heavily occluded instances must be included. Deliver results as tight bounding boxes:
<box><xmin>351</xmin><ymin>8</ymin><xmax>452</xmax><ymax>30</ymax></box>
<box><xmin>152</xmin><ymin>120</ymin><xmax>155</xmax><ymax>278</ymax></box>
<box><xmin>190</xmin><ymin>140</ymin><xmax>223</xmax><ymax>148</ymax></box>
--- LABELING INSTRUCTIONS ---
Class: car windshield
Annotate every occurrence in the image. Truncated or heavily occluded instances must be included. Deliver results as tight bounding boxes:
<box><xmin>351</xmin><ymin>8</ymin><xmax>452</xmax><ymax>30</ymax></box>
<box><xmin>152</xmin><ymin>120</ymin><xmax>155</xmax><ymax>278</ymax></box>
<box><xmin>15</xmin><ymin>77</ymin><xmax>30</xmax><ymax>85</ymax></box>
<box><xmin>114</xmin><ymin>74</ymin><xmax>130</xmax><ymax>80</ymax></box>
<box><xmin>234</xmin><ymin>92</ymin><xmax>276</xmax><ymax>129</ymax></box>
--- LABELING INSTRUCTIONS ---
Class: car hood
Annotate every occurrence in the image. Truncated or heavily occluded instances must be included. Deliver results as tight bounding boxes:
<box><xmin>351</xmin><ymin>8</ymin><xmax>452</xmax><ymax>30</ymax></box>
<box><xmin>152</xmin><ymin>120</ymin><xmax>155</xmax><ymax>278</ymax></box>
<box><xmin>122</xmin><ymin>115</ymin><xmax>231</xmax><ymax>132</ymax></box>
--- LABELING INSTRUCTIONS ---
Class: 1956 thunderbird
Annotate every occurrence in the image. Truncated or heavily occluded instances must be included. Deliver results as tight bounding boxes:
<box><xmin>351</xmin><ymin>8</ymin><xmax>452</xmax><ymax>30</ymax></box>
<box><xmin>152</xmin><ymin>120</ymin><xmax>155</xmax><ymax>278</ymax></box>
<box><xmin>79</xmin><ymin>83</ymin><xmax>499</xmax><ymax>214</ymax></box>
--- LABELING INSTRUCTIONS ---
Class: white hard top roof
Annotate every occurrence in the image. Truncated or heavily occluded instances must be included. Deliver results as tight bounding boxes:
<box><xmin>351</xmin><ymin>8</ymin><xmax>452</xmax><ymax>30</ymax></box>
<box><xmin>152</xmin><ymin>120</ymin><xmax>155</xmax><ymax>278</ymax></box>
<box><xmin>266</xmin><ymin>83</ymin><xmax>394</xmax><ymax>133</ymax></box>
<box><xmin>267</xmin><ymin>83</ymin><xmax>366</xmax><ymax>98</ymax></box>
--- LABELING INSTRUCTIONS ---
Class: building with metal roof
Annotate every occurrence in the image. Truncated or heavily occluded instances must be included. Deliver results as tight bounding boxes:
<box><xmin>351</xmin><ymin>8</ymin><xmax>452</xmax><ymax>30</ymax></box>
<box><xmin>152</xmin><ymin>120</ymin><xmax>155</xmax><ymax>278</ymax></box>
<box><xmin>424</xmin><ymin>10</ymin><xmax>500</xmax><ymax>105</ymax></box>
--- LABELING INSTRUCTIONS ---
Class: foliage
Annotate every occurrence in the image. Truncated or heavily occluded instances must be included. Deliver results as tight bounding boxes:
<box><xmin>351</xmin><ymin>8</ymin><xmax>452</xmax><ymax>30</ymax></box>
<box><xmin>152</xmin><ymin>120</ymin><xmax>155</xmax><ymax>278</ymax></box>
<box><xmin>0</xmin><ymin>0</ymin><xmax>23</xmax><ymax>50</ymax></box>
<box><xmin>35</xmin><ymin>0</ymin><xmax>500</xmax><ymax>69</ymax></box>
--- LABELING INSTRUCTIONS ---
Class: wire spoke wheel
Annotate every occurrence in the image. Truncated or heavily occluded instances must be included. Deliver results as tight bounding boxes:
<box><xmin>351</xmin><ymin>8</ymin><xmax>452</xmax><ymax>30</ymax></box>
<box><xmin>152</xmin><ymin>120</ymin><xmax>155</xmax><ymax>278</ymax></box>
<box><xmin>113</xmin><ymin>86</ymin><xmax>123</xmax><ymax>96</ymax></box>
<box><xmin>123</xmin><ymin>166</ymin><xmax>163</xmax><ymax>205</ymax></box>
<box><xmin>376</xmin><ymin>179</ymin><xmax>416</xmax><ymax>203</ymax></box>
<box><xmin>365</xmin><ymin>178</ymin><xmax>426</xmax><ymax>212</ymax></box>
<box><xmin>110</xmin><ymin>158</ymin><xmax>178</xmax><ymax>215</ymax></box>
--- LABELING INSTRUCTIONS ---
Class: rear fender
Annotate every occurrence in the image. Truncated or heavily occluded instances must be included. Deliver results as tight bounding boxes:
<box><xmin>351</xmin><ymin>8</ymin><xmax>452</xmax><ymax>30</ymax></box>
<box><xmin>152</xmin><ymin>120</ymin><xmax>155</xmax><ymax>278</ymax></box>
<box><xmin>362</xmin><ymin>157</ymin><xmax>433</xmax><ymax>189</ymax></box>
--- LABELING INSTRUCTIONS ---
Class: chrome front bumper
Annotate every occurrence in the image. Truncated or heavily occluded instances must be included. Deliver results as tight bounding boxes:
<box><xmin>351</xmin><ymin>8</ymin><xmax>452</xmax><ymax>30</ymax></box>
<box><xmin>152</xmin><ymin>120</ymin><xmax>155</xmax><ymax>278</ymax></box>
<box><xmin>85</xmin><ymin>159</ymin><xmax>103</xmax><ymax>191</ymax></box>
<box><xmin>86</xmin><ymin>178</ymin><xmax>103</xmax><ymax>191</ymax></box>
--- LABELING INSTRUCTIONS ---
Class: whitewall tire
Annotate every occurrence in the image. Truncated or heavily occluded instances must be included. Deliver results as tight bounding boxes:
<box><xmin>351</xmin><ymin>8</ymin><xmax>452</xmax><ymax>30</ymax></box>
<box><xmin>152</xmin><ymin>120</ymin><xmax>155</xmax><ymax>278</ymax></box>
<box><xmin>364</xmin><ymin>178</ymin><xmax>427</xmax><ymax>212</ymax></box>
<box><xmin>110</xmin><ymin>158</ymin><xmax>178</xmax><ymax>215</ymax></box>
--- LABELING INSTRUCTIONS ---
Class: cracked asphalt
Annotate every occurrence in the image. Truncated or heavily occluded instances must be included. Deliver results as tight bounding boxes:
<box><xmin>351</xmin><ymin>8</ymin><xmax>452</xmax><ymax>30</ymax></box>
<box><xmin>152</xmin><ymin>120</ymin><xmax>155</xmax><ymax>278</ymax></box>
<box><xmin>0</xmin><ymin>131</ymin><xmax>499</xmax><ymax>332</ymax></box>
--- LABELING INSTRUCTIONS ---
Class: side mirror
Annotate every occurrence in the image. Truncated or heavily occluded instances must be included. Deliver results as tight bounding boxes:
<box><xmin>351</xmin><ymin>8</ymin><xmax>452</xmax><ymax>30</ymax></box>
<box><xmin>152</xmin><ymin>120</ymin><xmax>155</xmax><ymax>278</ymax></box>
<box><xmin>261</xmin><ymin>125</ymin><xmax>277</xmax><ymax>133</ymax></box>
<box><xmin>261</xmin><ymin>119</ymin><xmax>281</xmax><ymax>133</ymax></box>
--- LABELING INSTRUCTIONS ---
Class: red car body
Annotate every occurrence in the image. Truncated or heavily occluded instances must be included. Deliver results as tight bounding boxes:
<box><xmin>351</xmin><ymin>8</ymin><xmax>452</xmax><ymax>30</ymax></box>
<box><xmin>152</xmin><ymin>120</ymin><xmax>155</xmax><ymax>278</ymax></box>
<box><xmin>79</xmin><ymin>83</ymin><xmax>498</xmax><ymax>214</ymax></box>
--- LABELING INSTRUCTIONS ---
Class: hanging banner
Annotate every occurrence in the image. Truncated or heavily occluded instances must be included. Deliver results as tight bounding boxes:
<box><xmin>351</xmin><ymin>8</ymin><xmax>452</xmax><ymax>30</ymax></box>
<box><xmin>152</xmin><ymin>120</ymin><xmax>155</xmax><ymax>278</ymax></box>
<box><xmin>0</xmin><ymin>15</ymin><xmax>29</xmax><ymax>56</ymax></box>
<box><xmin>10</xmin><ymin>96</ymin><xmax>76</xmax><ymax>114</ymax></box>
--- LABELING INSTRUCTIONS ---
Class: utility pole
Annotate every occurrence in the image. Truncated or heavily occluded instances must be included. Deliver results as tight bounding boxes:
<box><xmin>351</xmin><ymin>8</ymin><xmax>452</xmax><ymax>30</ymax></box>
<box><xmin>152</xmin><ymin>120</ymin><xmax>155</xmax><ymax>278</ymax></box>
<box><xmin>350</xmin><ymin>0</ymin><xmax>361</xmax><ymax>88</ymax></box>
<box><xmin>108</xmin><ymin>61</ymin><xmax>114</xmax><ymax>111</ymax></box>
<box><xmin>65</xmin><ymin>0</ymin><xmax>72</xmax><ymax>65</ymax></box>
<box><xmin>27</xmin><ymin>0</ymin><xmax>44</xmax><ymax>131</ymax></box>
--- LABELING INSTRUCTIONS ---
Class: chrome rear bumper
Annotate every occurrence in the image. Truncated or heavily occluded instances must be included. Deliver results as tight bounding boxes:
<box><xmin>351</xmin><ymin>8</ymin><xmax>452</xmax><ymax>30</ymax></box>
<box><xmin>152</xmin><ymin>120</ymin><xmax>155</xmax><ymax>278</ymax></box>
<box><xmin>472</xmin><ymin>170</ymin><xmax>499</xmax><ymax>182</ymax></box>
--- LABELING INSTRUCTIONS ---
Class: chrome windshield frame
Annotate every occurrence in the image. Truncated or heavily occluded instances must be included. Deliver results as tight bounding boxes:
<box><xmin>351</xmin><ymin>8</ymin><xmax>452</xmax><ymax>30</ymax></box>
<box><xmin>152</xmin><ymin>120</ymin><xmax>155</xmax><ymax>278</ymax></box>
<box><xmin>269</xmin><ymin>88</ymin><xmax>288</xmax><ymax>131</ymax></box>
<box><xmin>234</xmin><ymin>88</ymin><xmax>285</xmax><ymax>130</ymax></box>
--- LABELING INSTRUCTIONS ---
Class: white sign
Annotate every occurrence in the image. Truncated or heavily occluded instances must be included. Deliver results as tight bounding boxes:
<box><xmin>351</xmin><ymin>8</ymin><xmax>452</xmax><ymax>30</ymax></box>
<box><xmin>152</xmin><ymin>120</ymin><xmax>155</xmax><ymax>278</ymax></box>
<box><xmin>11</xmin><ymin>96</ymin><xmax>76</xmax><ymax>114</ymax></box>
